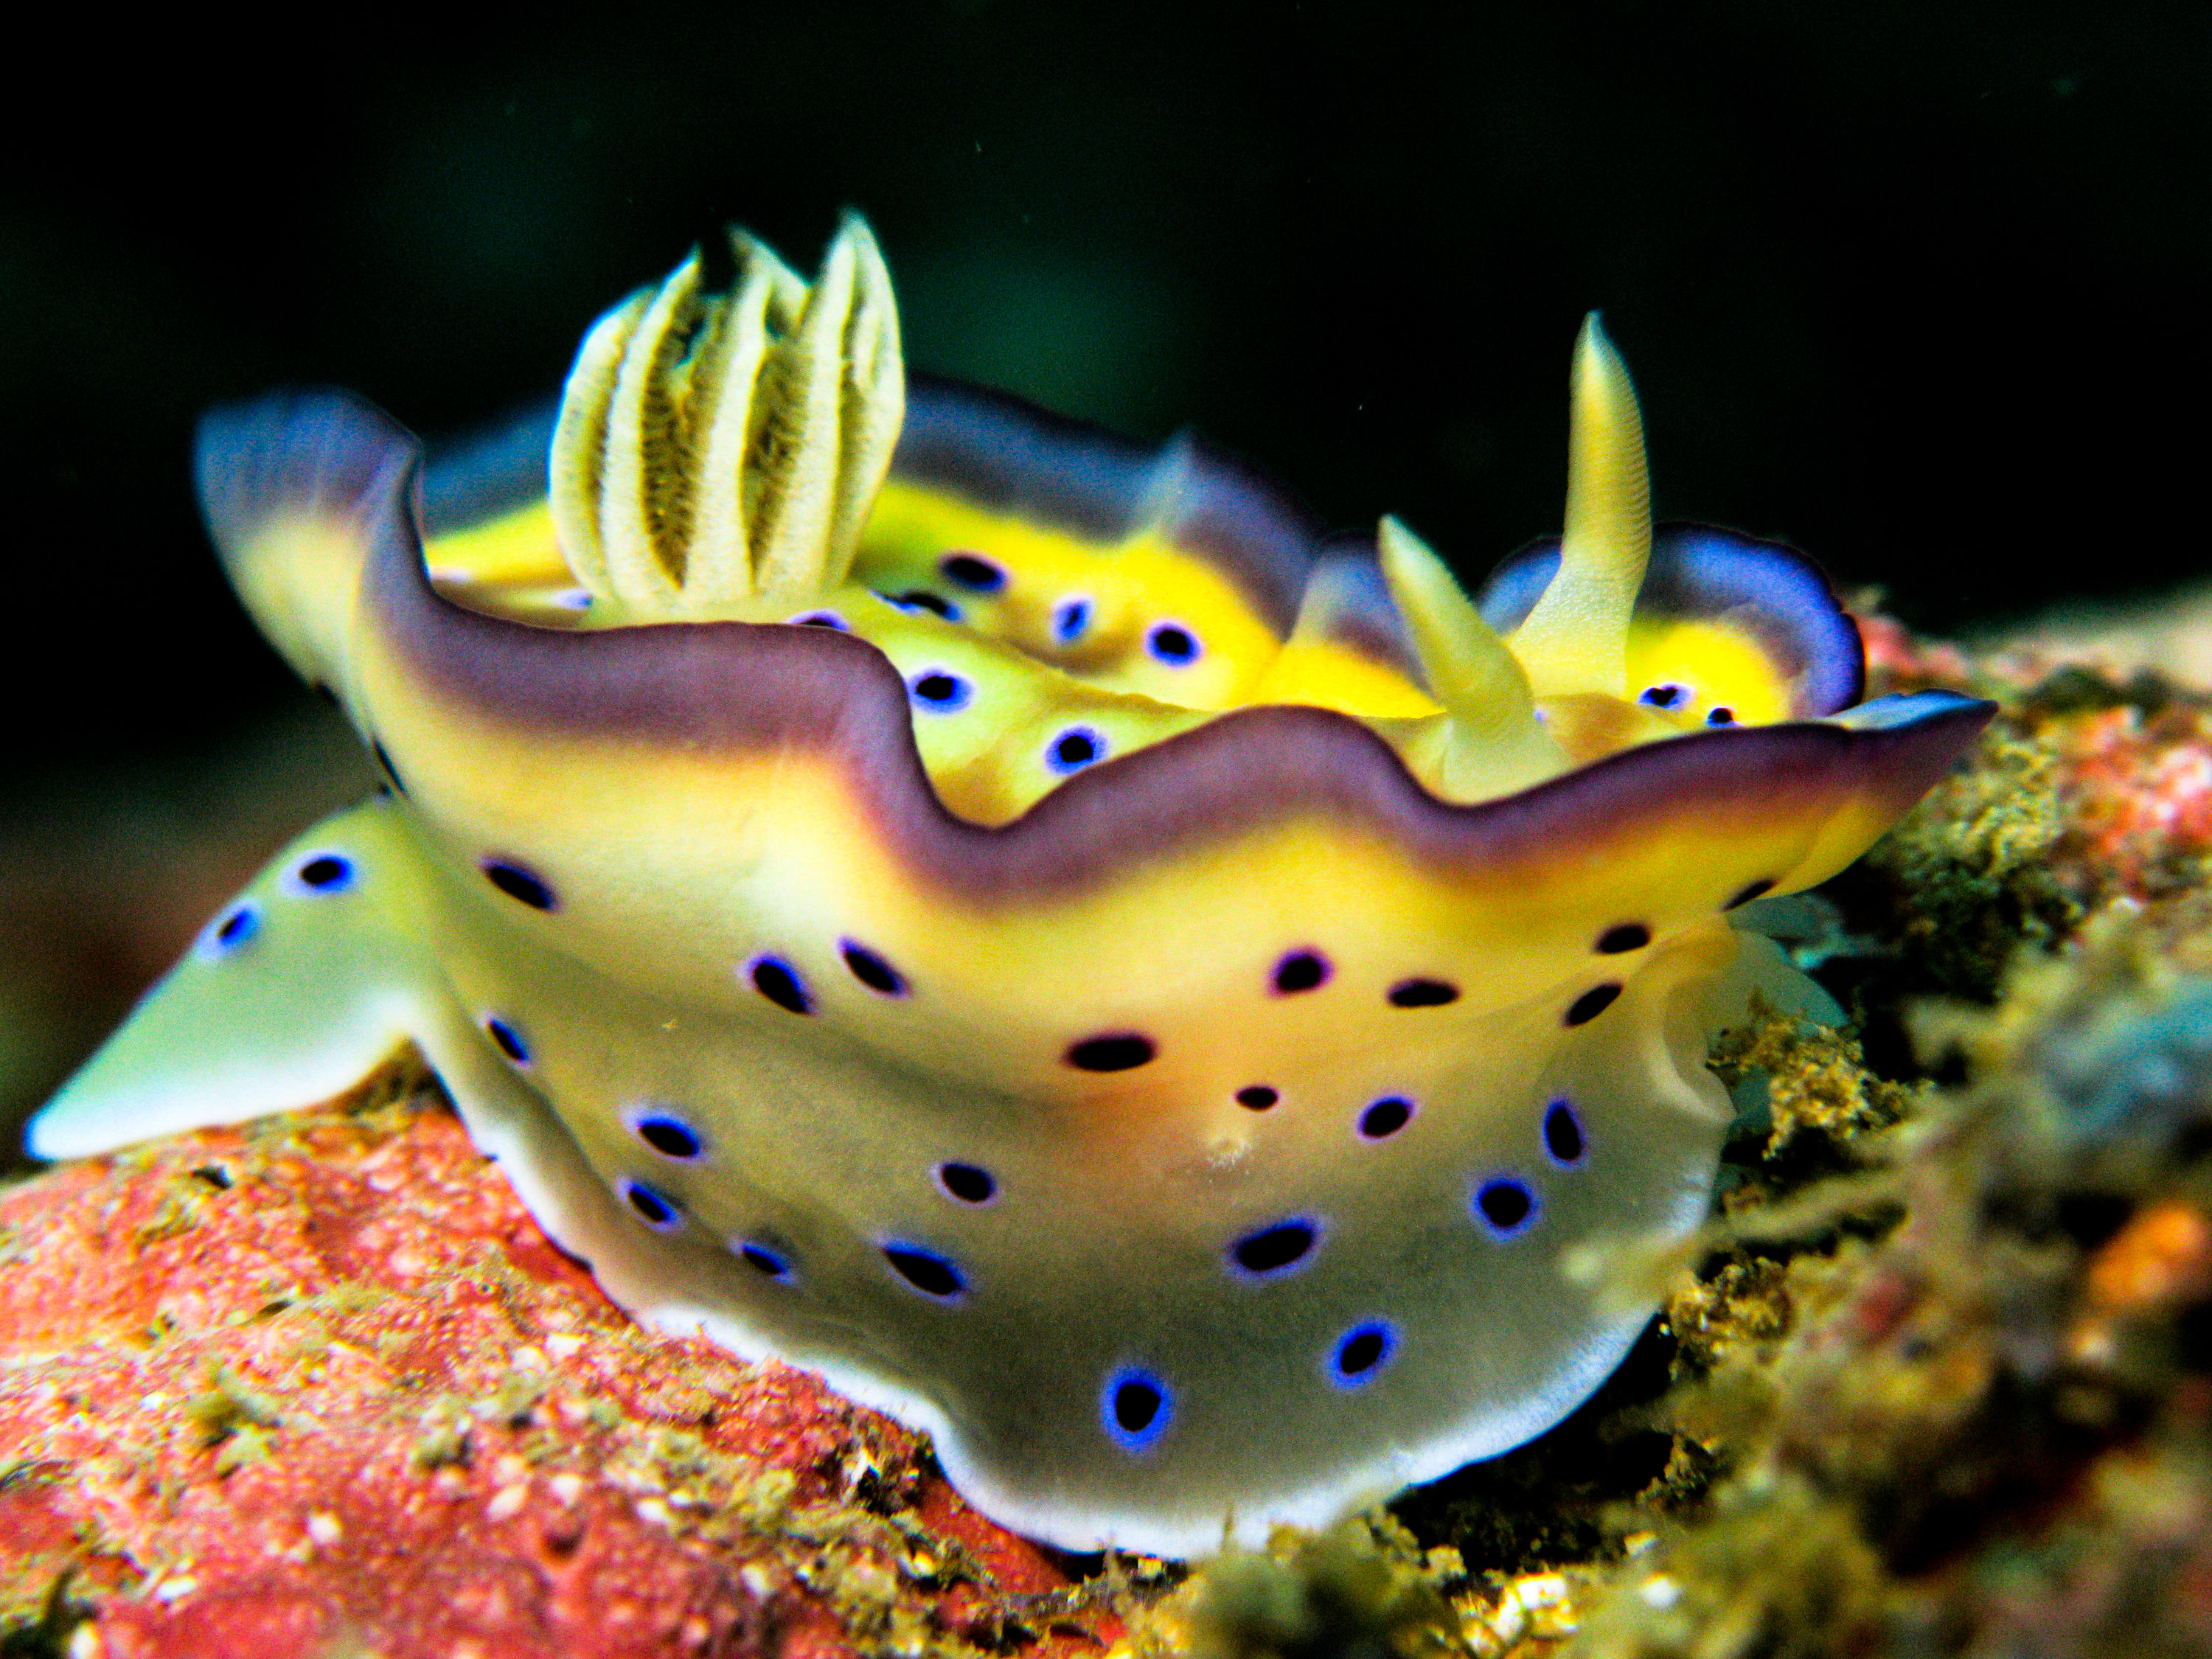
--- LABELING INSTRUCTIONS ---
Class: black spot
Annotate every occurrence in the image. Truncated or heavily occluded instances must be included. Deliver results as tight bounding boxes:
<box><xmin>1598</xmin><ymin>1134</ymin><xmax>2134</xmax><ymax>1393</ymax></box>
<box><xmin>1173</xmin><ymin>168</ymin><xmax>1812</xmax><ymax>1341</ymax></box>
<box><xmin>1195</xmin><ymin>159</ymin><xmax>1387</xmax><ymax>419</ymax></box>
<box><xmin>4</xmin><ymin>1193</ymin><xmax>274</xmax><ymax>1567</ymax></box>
<box><xmin>371</xmin><ymin>739</ymin><xmax>406</xmax><ymax>795</ymax></box>
<box><xmin>1147</xmin><ymin>623</ymin><xmax>1199</xmax><ymax>664</ymax></box>
<box><xmin>1230</xmin><ymin>1220</ymin><xmax>1317</xmax><ymax>1277</ymax></box>
<box><xmin>1706</xmin><ymin>706</ymin><xmax>1736</xmax><ymax>726</ymax></box>
<box><xmin>891</xmin><ymin>588</ymin><xmax>959</xmax><ymax>619</ymax></box>
<box><xmin>1475</xmin><ymin>1179</ymin><xmax>1534</xmax><ymax>1233</ymax></box>
<box><xmin>1335</xmin><ymin>1325</ymin><xmax>1388</xmax><ymax>1377</ymax></box>
<box><xmin>1638</xmin><ymin>684</ymin><xmax>1686</xmax><ymax>709</ymax></box>
<box><xmin>296</xmin><ymin>855</ymin><xmax>352</xmax><ymax>891</ymax></box>
<box><xmin>1596</xmin><ymin>922</ymin><xmax>1651</xmax><ymax>954</ymax></box>
<box><xmin>636</xmin><ymin>1116</ymin><xmax>703</xmax><ymax>1159</ymax></box>
<box><xmin>750</xmin><ymin>957</ymin><xmax>813</xmax><ymax>1015</ymax></box>
<box><xmin>936</xmin><ymin>1162</ymin><xmax>997</xmax><ymax>1204</ymax></box>
<box><xmin>1359</xmin><ymin>1096</ymin><xmax>1413</xmax><ymax>1139</ymax></box>
<box><xmin>1236</xmin><ymin>1085</ymin><xmax>1279</xmax><ymax>1111</ymax></box>
<box><xmin>1065</xmin><ymin>1033</ymin><xmax>1155</xmax><ymax>1071</ymax></box>
<box><xmin>910</xmin><ymin>670</ymin><xmax>970</xmax><ymax>709</ymax></box>
<box><xmin>939</xmin><ymin>552</ymin><xmax>1006</xmax><ymax>593</ymax></box>
<box><xmin>213</xmin><ymin>906</ymin><xmax>257</xmax><ymax>949</ymax></box>
<box><xmin>1049</xmin><ymin>729</ymin><xmax>1099</xmax><ymax>770</ymax></box>
<box><xmin>1565</xmin><ymin>983</ymin><xmax>1623</xmax><ymax>1026</ymax></box>
<box><xmin>791</xmin><ymin>611</ymin><xmax>846</xmax><ymax>629</ymax></box>
<box><xmin>1387</xmin><ymin>978</ymin><xmax>1458</xmax><ymax>1008</ymax></box>
<box><xmin>191</xmin><ymin>1164</ymin><xmax>232</xmax><ymax>1191</ymax></box>
<box><xmin>1544</xmin><ymin>1099</ymin><xmax>1586</xmax><ymax>1164</ymax></box>
<box><xmin>1113</xmin><ymin>1377</ymin><xmax>1163</xmax><ymax>1434</ymax></box>
<box><xmin>883</xmin><ymin>1245</ymin><xmax>965</xmax><ymax>1299</ymax></box>
<box><xmin>624</xmin><ymin>1181</ymin><xmax>680</xmax><ymax>1229</ymax></box>
<box><xmin>740</xmin><ymin>1241</ymin><xmax>792</xmax><ymax>1279</ymax></box>
<box><xmin>483</xmin><ymin>860</ymin><xmax>555</xmax><ymax>911</ymax></box>
<box><xmin>841</xmin><ymin>941</ymin><xmax>907</xmax><ymax>996</ymax></box>
<box><xmin>484</xmin><ymin>1018</ymin><xmax>529</xmax><ymax>1065</ymax></box>
<box><xmin>1272</xmin><ymin>951</ymin><xmax>1330</xmax><ymax>994</ymax></box>
<box><xmin>1725</xmin><ymin>878</ymin><xmax>1777</xmax><ymax>910</ymax></box>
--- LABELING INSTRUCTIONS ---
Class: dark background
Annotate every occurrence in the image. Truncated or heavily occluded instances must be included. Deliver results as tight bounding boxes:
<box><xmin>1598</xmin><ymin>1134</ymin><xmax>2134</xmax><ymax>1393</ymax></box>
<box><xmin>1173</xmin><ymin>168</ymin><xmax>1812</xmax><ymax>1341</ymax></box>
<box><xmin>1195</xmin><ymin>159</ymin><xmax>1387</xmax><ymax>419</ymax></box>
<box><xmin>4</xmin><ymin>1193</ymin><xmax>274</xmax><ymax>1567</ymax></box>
<box><xmin>0</xmin><ymin>0</ymin><xmax>2205</xmax><ymax>1134</ymax></box>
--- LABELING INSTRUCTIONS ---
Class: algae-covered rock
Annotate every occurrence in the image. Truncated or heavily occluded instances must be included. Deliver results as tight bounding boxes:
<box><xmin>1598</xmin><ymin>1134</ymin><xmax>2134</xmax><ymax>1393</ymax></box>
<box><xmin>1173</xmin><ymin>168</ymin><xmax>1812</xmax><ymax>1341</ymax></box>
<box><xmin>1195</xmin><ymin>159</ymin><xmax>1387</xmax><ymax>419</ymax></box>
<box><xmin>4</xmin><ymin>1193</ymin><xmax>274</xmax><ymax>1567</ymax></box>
<box><xmin>1851</xmin><ymin>718</ymin><xmax>2079</xmax><ymax>1002</ymax></box>
<box><xmin>0</xmin><ymin>1069</ymin><xmax>1123</xmax><ymax>1658</ymax></box>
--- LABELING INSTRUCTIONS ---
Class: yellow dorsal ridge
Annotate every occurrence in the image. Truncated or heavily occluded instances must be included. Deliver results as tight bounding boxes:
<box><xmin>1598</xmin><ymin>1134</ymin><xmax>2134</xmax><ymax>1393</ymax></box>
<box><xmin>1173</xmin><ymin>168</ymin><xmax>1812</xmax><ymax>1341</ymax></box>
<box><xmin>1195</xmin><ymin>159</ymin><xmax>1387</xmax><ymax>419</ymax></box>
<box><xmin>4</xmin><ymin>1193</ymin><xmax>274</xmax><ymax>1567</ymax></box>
<box><xmin>546</xmin><ymin>215</ymin><xmax>905</xmax><ymax>618</ymax></box>
<box><xmin>1377</xmin><ymin>516</ymin><xmax>1568</xmax><ymax>799</ymax></box>
<box><xmin>1506</xmin><ymin>313</ymin><xmax>1652</xmax><ymax>699</ymax></box>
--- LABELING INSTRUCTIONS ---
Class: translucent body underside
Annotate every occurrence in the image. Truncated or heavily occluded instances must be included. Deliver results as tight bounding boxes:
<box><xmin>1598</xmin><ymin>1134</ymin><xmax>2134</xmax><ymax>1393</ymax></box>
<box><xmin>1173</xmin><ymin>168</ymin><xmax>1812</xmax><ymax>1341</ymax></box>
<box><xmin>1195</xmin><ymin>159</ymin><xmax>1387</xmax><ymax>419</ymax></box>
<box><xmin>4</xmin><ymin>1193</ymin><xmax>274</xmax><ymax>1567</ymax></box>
<box><xmin>42</xmin><ymin>793</ymin><xmax>1782</xmax><ymax>1549</ymax></box>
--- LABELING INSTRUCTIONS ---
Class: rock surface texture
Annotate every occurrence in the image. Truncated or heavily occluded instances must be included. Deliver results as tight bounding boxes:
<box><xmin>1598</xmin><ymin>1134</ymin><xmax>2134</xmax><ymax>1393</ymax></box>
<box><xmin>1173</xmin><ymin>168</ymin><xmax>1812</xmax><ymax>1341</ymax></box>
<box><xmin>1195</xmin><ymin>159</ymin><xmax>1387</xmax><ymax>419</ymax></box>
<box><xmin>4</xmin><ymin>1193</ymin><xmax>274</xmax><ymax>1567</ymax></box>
<box><xmin>0</xmin><ymin>1071</ymin><xmax>1127</xmax><ymax>1658</ymax></box>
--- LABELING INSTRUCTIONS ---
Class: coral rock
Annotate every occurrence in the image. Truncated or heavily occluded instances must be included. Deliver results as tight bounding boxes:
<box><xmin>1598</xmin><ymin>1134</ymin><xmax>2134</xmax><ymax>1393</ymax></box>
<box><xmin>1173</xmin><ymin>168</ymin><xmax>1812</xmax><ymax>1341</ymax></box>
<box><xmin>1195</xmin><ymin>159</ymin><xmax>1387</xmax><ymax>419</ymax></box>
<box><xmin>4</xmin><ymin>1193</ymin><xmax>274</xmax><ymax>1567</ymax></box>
<box><xmin>0</xmin><ymin>1074</ymin><xmax>1117</xmax><ymax>1657</ymax></box>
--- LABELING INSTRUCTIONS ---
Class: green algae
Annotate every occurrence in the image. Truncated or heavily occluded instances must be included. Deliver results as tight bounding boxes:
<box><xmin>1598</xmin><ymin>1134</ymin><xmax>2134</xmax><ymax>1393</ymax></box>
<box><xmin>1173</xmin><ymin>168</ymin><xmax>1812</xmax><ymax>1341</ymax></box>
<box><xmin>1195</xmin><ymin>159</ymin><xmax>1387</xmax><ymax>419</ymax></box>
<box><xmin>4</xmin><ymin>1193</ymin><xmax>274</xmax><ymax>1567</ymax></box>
<box><xmin>0</xmin><ymin>1568</ymin><xmax>94</xmax><ymax>1659</ymax></box>
<box><xmin>1130</xmin><ymin>1517</ymin><xmax>1463</xmax><ymax>1659</ymax></box>
<box><xmin>183</xmin><ymin>1362</ymin><xmax>283</xmax><ymax>1472</ymax></box>
<box><xmin>1850</xmin><ymin>717</ymin><xmax>2078</xmax><ymax>1003</ymax></box>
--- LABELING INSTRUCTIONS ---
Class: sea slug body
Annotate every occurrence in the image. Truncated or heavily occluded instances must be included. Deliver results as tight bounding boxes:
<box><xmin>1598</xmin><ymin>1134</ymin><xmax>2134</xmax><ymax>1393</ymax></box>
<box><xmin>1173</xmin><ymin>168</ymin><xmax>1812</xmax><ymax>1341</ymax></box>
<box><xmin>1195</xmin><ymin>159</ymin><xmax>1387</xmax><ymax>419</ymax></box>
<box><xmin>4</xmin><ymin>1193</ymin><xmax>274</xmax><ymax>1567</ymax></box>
<box><xmin>30</xmin><ymin>216</ymin><xmax>1992</xmax><ymax>1554</ymax></box>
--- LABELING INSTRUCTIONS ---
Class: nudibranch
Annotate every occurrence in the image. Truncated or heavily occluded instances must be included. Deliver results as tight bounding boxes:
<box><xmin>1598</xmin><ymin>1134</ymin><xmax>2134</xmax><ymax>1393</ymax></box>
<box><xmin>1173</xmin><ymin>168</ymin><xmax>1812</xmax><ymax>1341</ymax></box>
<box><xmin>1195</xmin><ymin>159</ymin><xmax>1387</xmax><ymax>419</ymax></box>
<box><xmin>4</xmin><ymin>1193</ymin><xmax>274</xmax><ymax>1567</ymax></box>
<box><xmin>30</xmin><ymin>216</ymin><xmax>1990</xmax><ymax>1555</ymax></box>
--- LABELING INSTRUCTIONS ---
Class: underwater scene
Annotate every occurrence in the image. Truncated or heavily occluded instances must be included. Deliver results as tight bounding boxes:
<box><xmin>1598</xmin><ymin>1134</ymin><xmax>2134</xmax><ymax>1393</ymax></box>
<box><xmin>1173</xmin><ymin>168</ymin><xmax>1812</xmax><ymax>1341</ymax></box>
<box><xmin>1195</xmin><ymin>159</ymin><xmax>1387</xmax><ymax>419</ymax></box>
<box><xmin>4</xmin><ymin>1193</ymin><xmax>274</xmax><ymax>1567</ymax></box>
<box><xmin>0</xmin><ymin>4</ymin><xmax>2208</xmax><ymax>1655</ymax></box>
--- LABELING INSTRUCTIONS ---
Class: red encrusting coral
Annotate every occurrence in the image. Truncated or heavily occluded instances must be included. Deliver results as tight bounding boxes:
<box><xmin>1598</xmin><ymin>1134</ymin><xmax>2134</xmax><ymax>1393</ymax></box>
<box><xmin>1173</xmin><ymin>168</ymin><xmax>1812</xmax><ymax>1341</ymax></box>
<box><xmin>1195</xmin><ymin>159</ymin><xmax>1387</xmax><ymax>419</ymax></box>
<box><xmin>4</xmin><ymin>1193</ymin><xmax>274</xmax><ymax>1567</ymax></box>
<box><xmin>0</xmin><ymin>1075</ymin><xmax>1122</xmax><ymax>1658</ymax></box>
<box><xmin>2048</xmin><ymin>703</ymin><xmax>2212</xmax><ymax>900</ymax></box>
<box><xmin>1855</xmin><ymin>609</ymin><xmax>1975</xmax><ymax>694</ymax></box>
<box><xmin>1860</xmin><ymin>599</ymin><xmax>2212</xmax><ymax>907</ymax></box>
